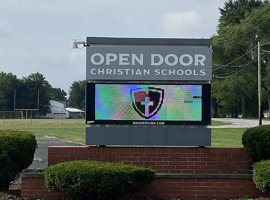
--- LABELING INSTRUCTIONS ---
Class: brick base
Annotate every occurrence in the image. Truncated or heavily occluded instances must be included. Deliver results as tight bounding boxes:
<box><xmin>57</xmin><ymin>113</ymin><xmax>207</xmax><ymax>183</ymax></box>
<box><xmin>21</xmin><ymin>147</ymin><xmax>268</xmax><ymax>200</ymax></box>
<box><xmin>21</xmin><ymin>176</ymin><xmax>70</xmax><ymax>200</ymax></box>
<box><xmin>48</xmin><ymin>146</ymin><xmax>253</xmax><ymax>174</ymax></box>
<box><xmin>139</xmin><ymin>176</ymin><xmax>265</xmax><ymax>199</ymax></box>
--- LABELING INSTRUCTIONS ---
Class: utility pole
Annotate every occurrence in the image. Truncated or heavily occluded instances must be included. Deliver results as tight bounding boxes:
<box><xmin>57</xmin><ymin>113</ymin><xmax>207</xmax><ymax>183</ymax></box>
<box><xmin>258</xmin><ymin>41</ymin><xmax>262</xmax><ymax>125</ymax></box>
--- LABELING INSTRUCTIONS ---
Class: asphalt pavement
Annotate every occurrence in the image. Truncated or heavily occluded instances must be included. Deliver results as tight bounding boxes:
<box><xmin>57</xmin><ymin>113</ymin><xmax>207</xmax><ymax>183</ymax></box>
<box><xmin>28</xmin><ymin>135</ymin><xmax>83</xmax><ymax>169</ymax></box>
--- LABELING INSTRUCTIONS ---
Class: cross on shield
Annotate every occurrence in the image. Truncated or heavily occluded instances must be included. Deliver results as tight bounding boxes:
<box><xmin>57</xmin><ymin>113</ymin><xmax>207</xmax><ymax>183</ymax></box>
<box><xmin>130</xmin><ymin>87</ymin><xmax>164</xmax><ymax>119</ymax></box>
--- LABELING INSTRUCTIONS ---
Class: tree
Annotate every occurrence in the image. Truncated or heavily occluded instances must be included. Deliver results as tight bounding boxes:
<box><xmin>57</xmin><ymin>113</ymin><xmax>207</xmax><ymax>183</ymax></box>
<box><xmin>218</xmin><ymin>0</ymin><xmax>263</xmax><ymax>27</ymax></box>
<box><xmin>212</xmin><ymin>0</ymin><xmax>270</xmax><ymax>118</ymax></box>
<box><xmin>68</xmin><ymin>80</ymin><xmax>86</xmax><ymax>110</ymax></box>
<box><xmin>15</xmin><ymin>72</ymin><xmax>52</xmax><ymax>116</ymax></box>
<box><xmin>50</xmin><ymin>88</ymin><xmax>67</xmax><ymax>102</ymax></box>
<box><xmin>0</xmin><ymin>72</ymin><xmax>19</xmax><ymax>111</ymax></box>
<box><xmin>0</xmin><ymin>71</ymin><xmax>69</xmax><ymax>117</ymax></box>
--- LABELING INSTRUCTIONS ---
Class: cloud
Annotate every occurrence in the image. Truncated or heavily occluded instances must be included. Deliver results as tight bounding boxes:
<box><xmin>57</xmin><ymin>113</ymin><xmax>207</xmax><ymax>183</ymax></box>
<box><xmin>161</xmin><ymin>11</ymin><xmax>203</xmax><ymax>37</ymax></box>
<box><xmin>0</xmin><ymin>0</ymin><xmax>227</xmax><ymax>93</ymax></box>
<box><xmin>0</xmin><ymin>18</ymin><xmax>12</xmax><ymax>36</ymax></box>
<box><xmin>68</xmin><ymin>51</ymin><xmax>85</xmax><ymax>68</ymax></box>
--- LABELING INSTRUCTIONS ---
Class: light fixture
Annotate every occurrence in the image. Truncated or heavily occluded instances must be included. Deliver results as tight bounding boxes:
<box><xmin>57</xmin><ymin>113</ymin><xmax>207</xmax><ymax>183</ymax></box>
<box><xmin>71</xmin><ymin>39</ymin><xmax>86</xmax><ymax>49</ymax></box>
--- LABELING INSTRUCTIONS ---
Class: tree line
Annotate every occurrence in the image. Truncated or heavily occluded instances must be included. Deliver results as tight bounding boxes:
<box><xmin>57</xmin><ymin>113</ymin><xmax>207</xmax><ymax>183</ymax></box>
<box><xmin>212</xmin><ymin>0</ymin><xmax>270</xmax><ymax>118</ymax></box>
<box><xmin>1</xmin><ymin>0</ymin><xmax>270</xmax><ymax>119</ymax></box>
<box><xmin>0</xmin><ymin>72</ymin><xmax>85</xmax><ymax>117</ymax></box>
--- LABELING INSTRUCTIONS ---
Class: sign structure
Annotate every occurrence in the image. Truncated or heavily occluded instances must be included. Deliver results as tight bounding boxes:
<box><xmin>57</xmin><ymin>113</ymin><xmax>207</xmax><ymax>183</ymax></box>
<box><xmin>85</xmin><ymin>37</ymin><xmax>212</xmax><ymax>146</ymax></box>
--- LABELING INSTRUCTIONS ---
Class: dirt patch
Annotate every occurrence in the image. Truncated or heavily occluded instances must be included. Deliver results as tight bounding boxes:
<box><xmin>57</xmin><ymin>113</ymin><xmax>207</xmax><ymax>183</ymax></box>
<box><xmin>0</xmin><ymin>191</ymin><xmax>27</xmax><ymax>200</ymax></box>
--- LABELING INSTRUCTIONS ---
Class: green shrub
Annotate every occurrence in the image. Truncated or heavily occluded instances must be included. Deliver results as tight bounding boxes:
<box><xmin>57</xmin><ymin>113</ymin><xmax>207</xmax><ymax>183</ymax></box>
<box><xmin>44</xmin><ymin>160</ymin><xmax>156</xmax><ymax>200</ymax></box>
<box><xmin>242</xmin><ymin>125</ymin><xmax>270</xmax><ymax>164</ymax></box>
<box><xmin>0</xmin><ymin>130</ymin><xmax>37</xmax><ymax>191</ymax></box>
<box><xmin>253</xmin><ymin>160</ymin><xmax>270</xmax><ymax>192</ymax></box>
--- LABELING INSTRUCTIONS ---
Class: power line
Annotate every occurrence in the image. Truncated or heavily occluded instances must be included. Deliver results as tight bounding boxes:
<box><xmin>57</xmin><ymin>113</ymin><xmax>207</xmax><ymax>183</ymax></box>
<box><xmin>261</xmin><ymin>41</ymin><xmax>270</xmax><ymax>46</ymax></box>
<box><xmin>213</xmin><ymin>45</ymin><xmax>257</xmax><ymax>69</ymax></box>
<box><xmin>212</xmin><ymin>41</ymin><xmax>270</xmax><ymax>79</ymax></box>
<box><xmin>262</xmin><ymin>49</ymin><xmax>270</xmax><ymax>53</ymax></box>
<box><xmin>213</xmin><ymin>59</ymin><xmax>255</xmax><ymax>79</ymax></box>
<box><xmin>212</xmin><ymin>41</ymin><xmax>270</xmax><ymax>71</ymax></box>
<box><xmin>213</xmin><ymin>66</ymin><xmax>248</xmax><ymax>78</ymax></box>
<box><xmin>213</xmin><ymin>57</ymin><xmax>257</xmax><ymax>71</ymax></box>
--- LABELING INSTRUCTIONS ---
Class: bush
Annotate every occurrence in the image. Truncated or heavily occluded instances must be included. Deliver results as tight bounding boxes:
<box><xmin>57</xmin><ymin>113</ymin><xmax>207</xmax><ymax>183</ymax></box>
<box><xmin>253</xmin><ymin>160</ymin><xmax>270</xmax><ymax>192</ymax></box>
<box><xmin>0</xmin><ymin>130</ymin><xmax>37</xmax><ymax>191</ymax></box>
<box><xmin>242</xmin><ymin>125</ymin><xmax>270</xmax><ymax>164</ymax></box>
<box><xmin>44</xmin><ymin>160</ymin><xmax>156</xmax><ymax>200</ymax></box>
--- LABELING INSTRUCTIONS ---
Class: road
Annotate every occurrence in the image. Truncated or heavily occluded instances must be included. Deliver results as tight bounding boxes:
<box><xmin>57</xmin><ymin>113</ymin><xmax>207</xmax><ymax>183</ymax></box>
<box><xmin>210</xmin><ymin>118</ymin><xmax>270</xmax><ymax>128</ymax></box>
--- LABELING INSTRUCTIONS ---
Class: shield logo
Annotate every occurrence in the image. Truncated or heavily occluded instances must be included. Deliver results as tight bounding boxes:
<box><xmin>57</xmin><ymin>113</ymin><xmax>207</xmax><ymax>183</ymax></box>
<box><xmin>130</xmin><ymin>87</ymin><xmax>164</xmax><ymax>119</ymax></box>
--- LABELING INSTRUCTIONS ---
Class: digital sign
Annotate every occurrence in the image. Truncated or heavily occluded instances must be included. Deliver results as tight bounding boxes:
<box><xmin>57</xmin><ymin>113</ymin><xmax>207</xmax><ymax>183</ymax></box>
<box><xmin>86</xmin><ymin>82</ymin><xmax>211</xmax><ymax>125</ymax></box>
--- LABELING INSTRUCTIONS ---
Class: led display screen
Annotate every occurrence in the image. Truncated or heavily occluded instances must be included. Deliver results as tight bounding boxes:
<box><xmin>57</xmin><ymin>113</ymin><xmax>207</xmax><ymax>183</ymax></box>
<box><xmin>86</xmin><ymin>83</ymin><xmax>211</xmax><ymax>125</ymax></box>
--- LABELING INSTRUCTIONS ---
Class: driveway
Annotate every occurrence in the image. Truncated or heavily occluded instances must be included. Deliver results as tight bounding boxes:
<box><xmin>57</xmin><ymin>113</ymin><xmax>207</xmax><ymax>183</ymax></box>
<box><xmin>210</xmin><ymin>118</ymin><xmax>270</xmax><ymax>128</ymax></box>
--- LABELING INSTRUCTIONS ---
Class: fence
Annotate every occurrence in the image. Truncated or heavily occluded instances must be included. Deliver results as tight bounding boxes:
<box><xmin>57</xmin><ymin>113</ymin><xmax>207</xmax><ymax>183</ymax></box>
<box><xmin>0</xmin><ymin>111</ymin><xmax>23</xmax><ymax>119</ymax></box>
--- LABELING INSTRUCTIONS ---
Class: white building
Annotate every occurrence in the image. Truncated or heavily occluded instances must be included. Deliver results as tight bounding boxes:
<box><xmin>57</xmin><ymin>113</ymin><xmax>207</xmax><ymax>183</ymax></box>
<box><xmin>46</xmin><ymin>100</ymin><xmax>68</xmax><ymax>119</ymax></box>
<box><xmin>66</xmin><ymin>107</ymin><xmax>85</xmax><ymax>119</ymax></box>
<box><xmin>46</xmin><ymin>100</ymin><xmax>85</xmax><ymax>119</ymax></box>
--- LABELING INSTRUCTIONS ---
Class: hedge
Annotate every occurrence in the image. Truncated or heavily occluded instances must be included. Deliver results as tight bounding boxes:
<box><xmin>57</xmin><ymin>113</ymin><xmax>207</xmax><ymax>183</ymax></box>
<box><xmin>253</xmin><ymin>160</ymin><xmax>270</xmax><ymax>192</ymax></box>
<box><xmin>242</xmin><ymin>125</ymin><xmax>270</xmax><ymax>164</ymax></box>
<box><xmin>44</xmin><ymin>160</ymin><xmax>156</xmax><ymax>200</ymax></box>
<box><xmin>0</xmin><ymin>130</ymin><xmax>37</xmax><ymax>191</ymax></box>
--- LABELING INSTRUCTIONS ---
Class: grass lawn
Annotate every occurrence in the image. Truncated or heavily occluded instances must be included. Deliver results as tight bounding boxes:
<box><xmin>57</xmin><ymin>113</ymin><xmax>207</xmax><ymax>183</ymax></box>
<box><xmin>211</xmin><ymin>128</ymin><xmax>246</xmax><ymax>147</ymax></box>
<box><xmin>0</xmin><ymin>119</ymin><xmax>86</xmax><ymax>143</ymax></box>
<box><xmin>0</xmin><ymin>119</ymin><xmax>246</xmax><ymax>147</ymax></box>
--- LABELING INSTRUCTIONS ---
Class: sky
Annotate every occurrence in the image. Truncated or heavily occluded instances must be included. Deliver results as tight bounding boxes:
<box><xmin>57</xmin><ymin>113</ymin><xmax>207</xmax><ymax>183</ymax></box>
<box><xmin>0</xmin><ymin>0</ymin><xmax>227</xmax><ymax>94</ymax></box>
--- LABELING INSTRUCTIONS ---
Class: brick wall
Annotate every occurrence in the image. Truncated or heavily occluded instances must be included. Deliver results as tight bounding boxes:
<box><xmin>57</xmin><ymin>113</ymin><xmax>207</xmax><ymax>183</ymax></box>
<box><xmin>48</xmin><ymin>146</ymin><xmax>251</xmax><ymax>174</ymax></box>
<box><xmin>139</xmin><ymin>177</ymin><xmax>265</xmax><ymax>199</ymax></box>
<box><xmin>21</xmin><ymin>172</ymin><xmax>265</xmax><ymax>200</ymax></box>
<box><xmin>21</xmin><ymin>176</ymin><xmax>70</xmax><ymax>200</ymax></box>
<box><xmin>21</xmin><ymin>147</ymin><xmax>267</xmax><ymax>200</ymax></box>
